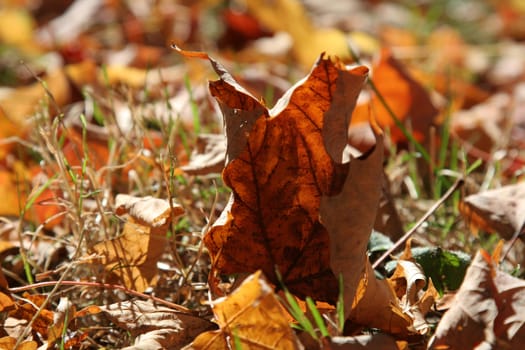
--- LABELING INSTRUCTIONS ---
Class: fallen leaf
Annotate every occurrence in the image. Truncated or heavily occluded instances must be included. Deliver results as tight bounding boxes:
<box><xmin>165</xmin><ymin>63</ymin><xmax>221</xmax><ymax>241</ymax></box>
<box><xmin>451</xmin><ymin>93</ymin><xmax>511</xmax><ymax>154</ymax></box>
<box><xmin>96</xmin><ymin>300</ymin><xmax>215</xmax><ymax>349</ymax></box>
<box><xmin>387</xmin><ymin>241</ymin><xmax>438</xmax><ymax>335</ymax></box>
<box><xmin>429</xmin><ymin>249</ymin><xmax>525</xmax><ymax>349</ymax></box>
<box><xmin>319</xmin><ymin>119</ymin><xmax>384</xmax><ymax>317</ymax></box>
<box><xmin>325</xmin><ymin>333</ymin><xmax>401</xmax><ymax>350</ymax></box>
<box><xmin>348</xmin><ymin>260</ymin><xmax>412</xmax><ymax>336</ymax></box>
<box><xmin>0</xmin><ymin>68</ymin><xmax>72</xmax><ymax>136</ymax></box>
<box><xmin>0</xmin><ymin>337</ymin><xmax>37</xmax><ymax>350</ymax></box>
<box><xmin>0</xmin><ymin>8</ymin><xmax>40</xmax><ymax>55</ymax></box>
<box><xmin>350</xmin><ymin>49</ymin><xmax>438</xmax><ymax>147</ymax></box>
<box><xmin>0</xmin><ymin>291</ymin><xmax>14</xmax><ymax>314</ymax></box>
<box><xmin>459</xmin><ymin>182</ymin><xmax>525</xmax><ymax>240</ymax></box>
<box><xmin>185</xmin><ymin>48</ymin><xmax>368</xmax><ymax>302</ymax></box>
<box><xmin>115</xmin><ymin>194</ymin><xmax>185</xmax><ymax>229</ymax></box>
<box><xmin>91</xmin><ymin>195</ymin><xmax>184</xmax><ymax>291</ymax></box>
<box><xmin>386</xmin><ymin>246</ymin><xmax>471</xmax><ymax>295</ymax></box>
<box><xmin>180</xmin><ymin>134</ymin><xmax>227</xmax><ymax>175</ymax></box>
<box><xmin>190</xmin><ymin>270</ymin><xmax>301</xmax><ymax>350</ymax></box>
<box><xmin>8</xmin><ymin>293</ymin><xmax>54</xmax><ymax>338</ymax></box>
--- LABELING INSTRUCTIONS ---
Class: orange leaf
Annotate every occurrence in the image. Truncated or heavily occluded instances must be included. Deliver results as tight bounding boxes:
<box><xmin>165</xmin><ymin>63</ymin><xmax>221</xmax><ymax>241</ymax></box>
<box><xmin>188</xmin><ymin>49</ymin><xmax>368</xmax><ymax>302</ymax></box>
<box><xmin>90</xmin><ymin>195</ymin><xmax>184</xmax><ymax>292</ymax></box>
<box><xmin>191</xmin><ymin>271</ymin><xmax>301</xmax><ymax>350</ymax></box>
<box><xmin>0</xmin><ymin>337</ymin><xmax>37</xmax><ymax>350</ymax></box>
<box><xmin>350</xmin><ymin>49</ymin><xmax>438</xmax><ymax>146</ymax></box>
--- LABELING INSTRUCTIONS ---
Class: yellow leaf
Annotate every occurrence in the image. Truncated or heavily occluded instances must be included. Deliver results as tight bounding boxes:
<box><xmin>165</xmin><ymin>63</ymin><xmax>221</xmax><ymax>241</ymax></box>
<box><xmin>191</xmin><ymin>271</ymin><xmax>301</xmax><ymax>350</ymax></box>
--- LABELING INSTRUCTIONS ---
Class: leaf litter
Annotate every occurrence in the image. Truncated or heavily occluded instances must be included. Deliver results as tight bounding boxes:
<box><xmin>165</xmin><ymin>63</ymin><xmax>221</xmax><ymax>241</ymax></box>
<box><xmin>1</xmin><ymin>0</ymin><xmax>525</xmax><ymax>349</ymax></box>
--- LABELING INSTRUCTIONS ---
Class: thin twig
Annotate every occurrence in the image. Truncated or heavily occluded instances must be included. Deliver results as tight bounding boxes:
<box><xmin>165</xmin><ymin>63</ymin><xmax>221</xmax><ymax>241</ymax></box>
<box><xmin>372</xmin><ymin>177</ymin><xmax>464</xmax><ymax>269</ymax></box>
<box><xmin>500</xmin><ymin>221</ymin><xmax>525</xmax><ymax>264</ymax></box>
<box><xmin>8</xmin><ymin>280</ymin><xmax>192</xmax><ymax>313</ymax></box>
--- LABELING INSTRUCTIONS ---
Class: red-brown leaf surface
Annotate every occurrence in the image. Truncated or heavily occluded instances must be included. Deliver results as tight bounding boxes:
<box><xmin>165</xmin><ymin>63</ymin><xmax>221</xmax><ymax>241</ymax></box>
<box><xmin>459</xmin><ymin>182</ymin><xmax>525</xmax><ymax>240</ymax></box>
<box><xmin>193</xmin><ymin>50</ymin><xmax>368</xmax><ymax>302</ymax></box>
<box><xmin>429</xmin><ymin>250</ymin><xmax>525</xmax><ymax>349</ymax></box>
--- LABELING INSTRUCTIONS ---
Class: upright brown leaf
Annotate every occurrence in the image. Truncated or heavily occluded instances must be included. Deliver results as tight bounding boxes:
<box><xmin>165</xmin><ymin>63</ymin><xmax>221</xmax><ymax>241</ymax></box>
<box><xmin>319</xmin><ymin>119</ymin><xmax>384</xmax><ymax>319</ymax></box>
<box><xmin>185</xmin><ymin>49</ymin><xmax>368</xmax><ymax>302</ymax></box>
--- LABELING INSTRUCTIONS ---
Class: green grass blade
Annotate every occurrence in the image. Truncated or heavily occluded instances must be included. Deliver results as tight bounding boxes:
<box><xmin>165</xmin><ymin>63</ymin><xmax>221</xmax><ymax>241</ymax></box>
<box><xmin>306</xmin><ymin>297</ymin><xmax>329</xmax><ymax>338</ymax></box>
<box><xmin>336</xmin><ymin>273</ymin><xmax>345</xmax><ymax>334</ymax></box>
<box><xmin>184</xmin><ymin>74</ymin><xmax>201</xmax><ymax>135</ymax></box>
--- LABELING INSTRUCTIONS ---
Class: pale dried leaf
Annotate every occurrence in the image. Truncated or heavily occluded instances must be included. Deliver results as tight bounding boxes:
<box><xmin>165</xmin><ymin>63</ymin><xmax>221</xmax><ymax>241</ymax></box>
<box><xmin>91</xmin><ymin>221</ymin><xmax>164</xmax><ymax>291</ymax></box>
<box><xmin>115</xmin><ymin>195</ymin><xmax>184</xmax><ymax>227</ymax></box>
<box><xmin>460</xmin><ymin>182</ymin><xmax>525</xmax><ymax>240</ymax></box>
<box><xmin>349</xmin><ymin>260</ymin><xmax>411</xmax><ymax>336</ymax></box>
<box><xmin>181</xmin><ymin>134</ymin><xmax>227</xmax><ymax>175</ymax></box>
<box><xmin>328</xmin><ymin>333</ymin><xmax>400</xmax><ymax>349</ymax></box>
<box><xmin>99</xmin><ymin>300</ymin><xmax>215</xmax><ymax>349</ymax></box>
<box><xmin>493</xmin><ymin>266</ymin><xmax>525</xmax><ymax>346</ymax></box>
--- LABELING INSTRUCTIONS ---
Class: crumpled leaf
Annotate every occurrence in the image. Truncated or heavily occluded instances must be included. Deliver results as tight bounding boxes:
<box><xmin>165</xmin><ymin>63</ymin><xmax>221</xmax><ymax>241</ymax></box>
<box><xmin>325</xmin><ymin>333</ymin><xmax>402</xmax><ymax>350</ymax></box>
<box><xmin>189</xmin><ymin>270</ymin><xmax>302</xmax><ymax>350</ymax></box>
<box><xmin>181</xmin><ymin>48</ymin><xmax>368</xmax><ymax>302</ymax></box>
<box><xmin>7</xmin><ymin>293</ymin><xmax>54</xmax><ymax>339</ymax></box>
<box><xmin>387</xmin><ymin>241</ymin><xmax>438</xmax><ymax>335</ymax></box>
<box><xmin>386</xmin><ymin>246</ymin><xmax>471</xmax><ymax>295</ymax></box>
<box><xmin>429</xmin><ymin>250</ymin><xmax>525</xmax><ymax>349</ymax></box>
<box><xmin>0</xmin><ymin>337</ymin><xmax>37</xmax><ymax>350</ymax></box>
<box><xmin>93</xmin><ymin>300</ymin><xmax>215</xmax><ymax>349</ymax></box>
<box><xmin>347</xmin><ymin>260</ymin><xmax>412</xmax><ymax>336</ymax></box>
<box><xmin>115</xmin><ymin>194</ymin><xmax>185</xmax><ymax>228</ymax></box>
<box><xmin>459</xmin><ymin>182</ymin><xmax>525</xmax><ymax>240</ymax></box>
<box><xmin>180</xmin><ymin>134</ymin><xmax>227</xmax><ymax>175</ymax></box>
<box><xmin>91</xmin><ymin>195</ymin><xmax>184</xmax><ymax>291</ymax></box>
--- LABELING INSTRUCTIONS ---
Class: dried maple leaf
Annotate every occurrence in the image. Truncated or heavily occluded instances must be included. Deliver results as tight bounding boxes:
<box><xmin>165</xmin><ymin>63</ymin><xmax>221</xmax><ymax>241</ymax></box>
<box><xmin>180</xmin><ymin>134</ymin><xmax>227</xmax><ymax>175</ymax></box>
<box><xmin>178</xmin><ymin>48</ymin><xmax>368</xmax><ymax>302</ymax></box>
<box><xmin>429</xmin><ymin>250</ymin><xmax>525</xmax><ymax>349</ymax></box>
<box><xmin>190</xmin><ymin>270</ymin><xmax>302</xmax><ymax>350</ymax></box>
<box><xmin>459</xmin><ymin>182</ymin><xmax>525</xmax><ymax>240</ymax></box>
<box><xmin>90</xmin><ymin>195</ymin><xmax>184</xmax><ymax>291</ymax></box>
<box><xmin>91</xmin><ymin>300</ymin><xmax>215</xmax><ymax>349</ymax></box>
